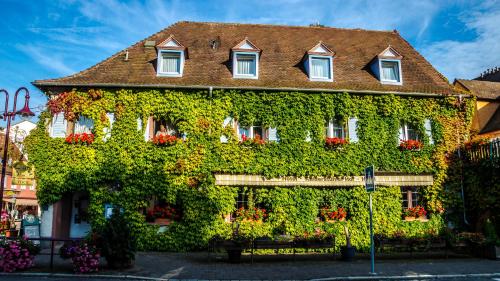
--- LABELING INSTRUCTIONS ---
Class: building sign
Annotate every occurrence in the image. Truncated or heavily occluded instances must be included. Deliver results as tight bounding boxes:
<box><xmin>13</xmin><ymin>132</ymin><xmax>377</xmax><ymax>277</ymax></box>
<box><xmin>365</xmin><ymin>165</ymin><xmax>375</xmax><ymax>192</ymax></box>
<box><xmin>12</xmin><ymin>161</ymin><xmax>35</xmax><ymax>186</ymax></box>
<box><xmin>215</xmin><ymin>173</ymin><xmax>433</xmax><ymax>187</ymax></box>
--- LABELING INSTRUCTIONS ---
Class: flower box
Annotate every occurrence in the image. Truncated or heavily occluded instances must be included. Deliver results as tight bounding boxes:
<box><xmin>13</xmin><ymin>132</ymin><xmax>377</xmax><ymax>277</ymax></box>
<box><xmin>404</xmin><ymin>216</ymin><xmax>416</xmax><ymax>222</ymax></box>
<box><xmin>65</xmin><ymin>133</ymin><xmax>94</xmax><ymax>145</ymax></box>
<box><xmin>325</xmin><ymin>137</ymin><xmax>349</xmax><ymax>149</ymax></box>
<box><xmin>152</xmin><ymin>134</ymin><xmax>179</xmax><ymax>146</ymax></box>
<box><xmin>399</xmin><ymin>139</ymin><xmax>423</xmax><ymax>151</ymax></box>
<box><xmin>154</xmin><ymin>218</ymin><xmax>172</xmax><ymax>225</ymax></box>
<box><xmin>239</xmin><ymin>134</ymin><xmax>266</xmax><ymax>146</ymax></box>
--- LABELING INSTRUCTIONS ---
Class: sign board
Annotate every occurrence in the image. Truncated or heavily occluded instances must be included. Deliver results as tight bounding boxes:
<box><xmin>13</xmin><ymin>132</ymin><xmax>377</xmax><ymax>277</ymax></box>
<box><xmin>12</xmin><ymin>161</ymin><xmax>35</xmax><ymax>186</ymax></box>
<box><xmin>22</xmin><ymin>215</ymin><xmax>40</xmax><ymax>245</ymax></box>
<box><xmin>365</xmin><ymin>165</ymin><xmax>375</xmax><ymax>192</ymax></box>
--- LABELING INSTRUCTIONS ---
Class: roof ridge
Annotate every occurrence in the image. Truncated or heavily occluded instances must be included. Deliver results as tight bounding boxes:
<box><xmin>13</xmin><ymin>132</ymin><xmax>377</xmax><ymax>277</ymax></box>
<box><xmin>176</xmin><ymin>20</ymin><xmax>397</xmax><ymax>34</ymax></box>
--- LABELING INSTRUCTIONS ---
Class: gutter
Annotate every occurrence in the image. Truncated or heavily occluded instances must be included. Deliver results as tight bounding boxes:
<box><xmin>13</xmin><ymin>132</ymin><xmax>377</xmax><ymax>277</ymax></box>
<box><xmin>32</xmin><ymin>82</ymin><xmax>469</xmax><ymax>98</ymax></box>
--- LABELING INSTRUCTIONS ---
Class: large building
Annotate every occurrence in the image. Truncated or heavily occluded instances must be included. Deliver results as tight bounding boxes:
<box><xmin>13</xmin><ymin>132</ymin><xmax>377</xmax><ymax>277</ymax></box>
<box><xmin>29</xmin><ymin>22</ymin><xmax>470</xmax><ymax>249</ymax></box>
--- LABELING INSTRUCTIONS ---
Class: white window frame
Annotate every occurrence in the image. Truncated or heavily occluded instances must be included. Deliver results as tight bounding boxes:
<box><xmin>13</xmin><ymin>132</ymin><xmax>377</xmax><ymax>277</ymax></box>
<box><xmin>379</xmin><ymin>59</ymin><xmax>403</xmax><ymax>85</ymax></box>
<box><xmin>325</xmin><ymin>120</ymin><xmax>345</xmax><ymax>139</ymax></box>
<box><xmin>233</xmin><ymin>51</ymin><xmax>259</xmax><ymax>79</ymax></box>
<box><xmin>157</xmin><ymin>50</ymin><xmax>184</xmax><ymax>77</ymax></box>
<box><xmin>308</xmin><ymin>55</ymin><xmax>333</xmax><ymax>82</ymax></box>
<box><xmin>400</xmin><ymin>122</ymin><xmax>420</xmax><ymax>142</ymax></box>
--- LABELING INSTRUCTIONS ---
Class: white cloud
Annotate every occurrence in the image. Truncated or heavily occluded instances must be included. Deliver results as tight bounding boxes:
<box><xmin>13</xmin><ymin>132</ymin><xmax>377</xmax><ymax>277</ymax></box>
<box><xmin>421</xmin><ymin>3</ymin><xmax>500</xmax><ymax>80</ymax></box>
<box><xmin>17</xmin><ymin>44</ymin><xmax>75</xmax><ymax>75</ymax></box>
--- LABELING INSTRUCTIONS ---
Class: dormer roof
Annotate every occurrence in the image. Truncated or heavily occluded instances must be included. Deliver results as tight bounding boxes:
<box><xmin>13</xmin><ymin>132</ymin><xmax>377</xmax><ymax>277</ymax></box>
<box><xmin>231</xmin><ymin>37</ymin><xmax>260</xmax><ymax>52</ymax></box>
<box><xmin>377</xmin><ymin>45</ymin><xmax>403</xmax><ymax>59</ymax></box>
<box><xmin>307</xmin><ymin>41</ymin><xmax>335</xmax><ymax>56</ymax></box>
<box><xmin>156</xmin><ymin>34</ymin><xmax>186</xmax><ymax>50</ymax></box>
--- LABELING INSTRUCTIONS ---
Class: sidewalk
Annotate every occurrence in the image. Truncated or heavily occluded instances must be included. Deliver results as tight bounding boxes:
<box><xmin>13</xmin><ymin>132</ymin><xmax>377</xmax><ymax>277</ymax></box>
<box><xmin>20</xmin><ymin>251</ymin><xmax>500</xmax><ymax>280</ymax></box>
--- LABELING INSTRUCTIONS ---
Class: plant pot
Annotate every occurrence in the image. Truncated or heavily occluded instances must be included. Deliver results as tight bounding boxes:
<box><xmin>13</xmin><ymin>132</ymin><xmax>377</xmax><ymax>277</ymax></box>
<box><xmin>341</xmin><ymin>246</ymin><xmax>356</xmax><ymax>261</ymax></box>
<box><xmin>154</xmin><ymin>218</ymin><xmax>172</xmax><ymax>225</ymax></box>
<box><xmin>5</xmin><ymin>229</ymin><xmax>18</xmax><ymax>238</ymax></box>
<box><xmin>226</xmin><ymin>249</ymin><xmax>243</xmax><ymax>263</ymax></box>
<box><xmin>404</xmin><ymin>216</ymin><xmax>416</xmax><ymax>221</ymax></box>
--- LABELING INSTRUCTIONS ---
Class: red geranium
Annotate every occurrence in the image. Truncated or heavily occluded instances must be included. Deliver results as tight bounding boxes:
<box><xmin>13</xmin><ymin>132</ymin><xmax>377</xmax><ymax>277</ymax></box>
<box><xmin>404</xmin><ymin>205</ymin><xmax>427</xmax><ymax>218</ymax></box>
<box><xmin>325</xmin><ymin>137</ymin><xmax>349</xmax><ymax>149</ymax></box>
<box><xmin>399</xmin><ymin>139</ymin><xmax>423</xmax><ymax>151</ymax></box>
<box><xmin>320</xmin><ymin>207</ymin><xmax>347</xmax><ymax>221</ymax></box>
<box><xmin>65</xmin><ymin>133</ymin><xmax>94</xmax><ymax>145</ymax></box>
<box><xmin>152</xmin><ymin>134</ymin><xmax>178</xmax><ymax>146</ymax></box>
<box><xmin>239</xmin><ymin>134</ymin><xmax>266</xmax><ymax>146</ymax></box>
<box><xmin>235</xmin><ymin>207</ymin><xmax>267</xmax><ymax>221</ymax></box>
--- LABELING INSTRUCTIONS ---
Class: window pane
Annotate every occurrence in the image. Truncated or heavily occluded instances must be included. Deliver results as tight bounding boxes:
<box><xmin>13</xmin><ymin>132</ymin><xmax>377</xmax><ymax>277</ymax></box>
<box><xmin>381</xmin><ymin>61</ymin><xmax>399</xmax><ymax>81</ymax></box>
<box><xmin>311</xmin><ymin>57</ymin><xmax>330</xmax><ymax>78</ymax></box>
<box><xmin>332</xmin><ymin>121</ymin><xmax>344</xmax><ymax>139</ymax></box>
<box><xmin>253</xmin><ymin>126</ymin><xmax>263</xmax><ymax>138</ymax></box>
<box><xmin>161</xmin><ymin>52</ymin><xmax>180</xmax><ymax>73</ymax></box>
<box><xmin>236</xmin><ymin>54</ymin><xmax>256</xmax><ymax>75</ymax></box>
<box><xmin>239</xmin><ymin>127</ymin><xmax>249</xmax><ymax>139</ymax></box>
<box><xmin>407</xmin><ymin>124</ymin><xmax>420</xmax><ymax>141</ymax></box>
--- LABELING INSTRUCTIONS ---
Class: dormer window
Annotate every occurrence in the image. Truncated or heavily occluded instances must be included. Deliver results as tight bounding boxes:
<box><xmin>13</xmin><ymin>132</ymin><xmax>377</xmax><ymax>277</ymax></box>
<box><xmin>156</xmin><ymin>35</ymin><xmax>186</xmax><ymax>77</ymax></box>
<box><xmin>305</xmin><ymin>42</ymin><xmax>334</xmax><ymax>82</ymax></box>
<box><xmin>232</xmin><ymin>38</ymin><xmax>260</xmax><ymax>79</ymax></box>
<box><xmin>372</xmin><ymin>46</ymin><xmax>403</xmax><ymax>85</ymax></box>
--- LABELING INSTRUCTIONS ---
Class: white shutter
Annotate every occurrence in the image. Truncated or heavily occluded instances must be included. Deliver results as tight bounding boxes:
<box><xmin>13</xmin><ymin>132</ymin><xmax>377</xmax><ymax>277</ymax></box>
<box><xmin>305</xmin><ymin>131</ymin><xmax>312</xmax><ymax>142</ymax></box>
<box><xmin>103</xmin><ymin>113</ymin><xmax>114</xmax><ymax>141</ymax></box>
<box><xmin>137</xmin><ymin>117</ymin><xmax>142</xmax><ymax>131</ymax></box>
<box><xmin>424</xmin><ymin>119</ymin><xmax>433</xmax><ymax>144</ymax></box>
<box><xmin>220</xmin><ymin>117</ymin><xmax>233</xmax><ymax>143</ymax></box>
<box><xmin>267</xmin><ymin>127</ymin><xmax>278</xmax><ymax>142</ymax></box>
<box><xmin>144</xmin><ymin>118</ymin><xmax>150</xmax><ymax>141</ymax></box>
<box><xmin>348</xmin><ymin>117</ymin><xmax>359</xmax><ymax>143</ymax></box>
<box><xmin>50</xmin><ymin>113</ymin><xmax>67</xmax><ymax>138</ymax></box>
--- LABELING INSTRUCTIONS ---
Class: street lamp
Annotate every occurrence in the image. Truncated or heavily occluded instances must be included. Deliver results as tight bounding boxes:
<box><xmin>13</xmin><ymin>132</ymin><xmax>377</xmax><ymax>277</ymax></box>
<box><xmin>0</xmin><ymin>87</ymin><xmax>35</xmax><ymax>212</ymax></box>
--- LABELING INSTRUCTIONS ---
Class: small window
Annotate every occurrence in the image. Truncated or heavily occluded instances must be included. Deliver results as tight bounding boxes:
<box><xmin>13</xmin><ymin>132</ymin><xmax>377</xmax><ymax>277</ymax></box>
<box><xmin>400</xmin><ymin>122</ymin><xmax>420</xmax><ymax>142</ymax></box>
<box><xmin>157</xmin><ymin>51</ymin><xmax>183</xmax><ymax>77</ymax></box>
<box><xmin>325</xmin><ymin>120</ymin><xmax>345</xmax><ymax>139</ymax></box>
<box><xmin>310</xmin><ymin>57</ymin><xmax>332</xmax><ymax>80</ymax></box>
<box><xmin>252</xmin><ymin>125</ymin><xmax>263</xmax><ymax>139</ymax></box>
<box><xmin>74</xmin><ymin>116</ymin><xmax>94</xmax><ymax>134</ymax></box>
<box><xmin>234</xmin><ymin>53</ymin><xmax>258</xmax><ymax>78</ymax></box>
<box><xmin>154</xmin><ymin>119</ymin><xmax>179</xmax><ymax>137</ymax></box>
<box><xmin>401</xmin><ymin>187</ymin><xmax>421</xmax><ymax>209</ymax></box>
<box><xmin>380</xmin><ymin>60</ymin><xmax>401</xmax><ymax>84</ymax></box>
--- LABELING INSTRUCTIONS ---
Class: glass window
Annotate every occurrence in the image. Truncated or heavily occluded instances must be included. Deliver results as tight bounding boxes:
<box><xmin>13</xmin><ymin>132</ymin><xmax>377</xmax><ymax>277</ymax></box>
<box><xmin>252</xmin><ymin>125</ymin><xmax>263</xmax><ymax>139</ymax></box>
<box><xmin>401</xmin><ymin>187</ymin><xmax>420</xmax><ymax>209</ymax></box>
<box><xmin>406</xmin><ymin>124</ymin><xmax>420</xmax><ymax>141</ymax></box>
<box><xmin>332</xmin><ymin>120</ymin><xmax>345</xmax><ymax>139</ymax></box>
<box><xmin>311</xmin><ymin>57</ymin><xmax>331</xmax><ymax>79</ymax></box>
<box><xmin>381</xmin><ymin>61</ymin><xmax>400</xmax><ymax>82</ymax></box>
<box><xmin>236</xmin><ymin>54</ymin><xmax>257</xmax><ymax>76</ymax></box>
<box><xmin>236</xmin><ymin>188</ymin><xmax>248</xmax><ymax>209</ymax></box>
<box><xmin>238</xmin><ymin>127</ymin><xmax>250</xmax><ymax>140</ymax></box>
<box><xmin>160</xmin><ymin>52</ymin><xmax>181</xmax><ymax>74</ymax></box>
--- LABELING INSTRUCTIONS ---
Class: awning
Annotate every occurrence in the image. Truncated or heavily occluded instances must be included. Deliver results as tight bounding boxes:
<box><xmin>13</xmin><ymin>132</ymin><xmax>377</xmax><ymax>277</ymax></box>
<box><xmin>215</xmin><ymin>173</ymin><xmax>433</xmax><ymax>187</ymax></box>
<box><xmin>2</xmin><ymin>198</ymin><xmax>39</xmax><ymax>206</ymax></box>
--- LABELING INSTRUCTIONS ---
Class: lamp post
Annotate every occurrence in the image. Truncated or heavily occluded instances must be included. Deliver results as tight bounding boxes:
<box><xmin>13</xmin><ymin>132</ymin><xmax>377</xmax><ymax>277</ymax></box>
<box><xmin>0</xmin><ymin>87</ymin><xmax>35</xmax><ymax>212</ymax></box>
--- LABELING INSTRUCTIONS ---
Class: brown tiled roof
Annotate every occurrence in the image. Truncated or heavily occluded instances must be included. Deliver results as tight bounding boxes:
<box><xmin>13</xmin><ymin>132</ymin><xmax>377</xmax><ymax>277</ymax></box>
<box><xmin>455</xmin><ymin>79</ymin><xmax>500</xmax><ymax>100</ymax></box>
<box><xmin>33</xmin><ymin>21</ymin><xmax>454</xmax><ymax>95</ymax></box>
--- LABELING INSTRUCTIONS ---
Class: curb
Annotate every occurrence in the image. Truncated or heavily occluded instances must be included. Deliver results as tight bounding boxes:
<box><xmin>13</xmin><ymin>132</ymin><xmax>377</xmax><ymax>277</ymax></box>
<box><xmin>1</xmin><ymin>272</ymin><xmax>500</xmax><ymax>280</ymax></box>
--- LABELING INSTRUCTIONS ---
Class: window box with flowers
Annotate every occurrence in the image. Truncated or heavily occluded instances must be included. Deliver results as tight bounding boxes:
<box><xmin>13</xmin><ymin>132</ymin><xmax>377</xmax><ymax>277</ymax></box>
<box><xmin>325</xmin><ymin>137</ymin><xmax>349</xmax><ymax>150</ymax></box>
<box><xmin>320</xmin><ymin>207</ymin><xmax>347</xmax><ymax>223</ymax></box>
<box><xmin>235</xmin><ymin>207</ymin><xmax>267</xmax><ymax>223</ymax></box>
<box><xmin>399</xmin><ymin>139</ymin><xmax>423</xmax><ymax>151</ymax></box>
<box><xmin>65</xmin><ymin>133</ymin><xmax>95</xmax><ymax>145</ymax></box>
<box><xmin>403</xmin><ymin>205</ymin><xmax>428</xmax><ymax>222</ymax></box>
<box><xmin>152</xmin><ymin>134</ymin><xmax>181</xmax><ymax>146</ymax></box>
<box><xmin>239</xmin><ymin>134</ymin><xmax>266</xmax><ymax>147</ymax></box>
<box><xmin>145</xmin><ymin>206</ymin><xmax>180</xmax><ymax>225</ymax></box>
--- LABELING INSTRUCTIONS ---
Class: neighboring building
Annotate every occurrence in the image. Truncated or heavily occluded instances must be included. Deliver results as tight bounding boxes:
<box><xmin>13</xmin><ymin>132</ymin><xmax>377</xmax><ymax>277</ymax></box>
<box><xmin>454</xmin><ymin>67</ymin><xmax>500</xmax><ymax>139</ymax></box>
<box><xmin>30</xmin><ymin>22</ymin><xmax>468</xmax><ymax>248</ymax></box>
<box><xmin>0</xmin><ymin>120</ymin><xmax>38</xmax><ymax>217</ymax></box>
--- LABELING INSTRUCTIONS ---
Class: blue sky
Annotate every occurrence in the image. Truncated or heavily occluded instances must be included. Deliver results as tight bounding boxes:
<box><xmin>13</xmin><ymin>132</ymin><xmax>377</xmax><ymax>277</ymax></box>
<box><xmin>1</xmin><ymin>0</ymin><xmax>499</xmax><ymax>119</ymax></box>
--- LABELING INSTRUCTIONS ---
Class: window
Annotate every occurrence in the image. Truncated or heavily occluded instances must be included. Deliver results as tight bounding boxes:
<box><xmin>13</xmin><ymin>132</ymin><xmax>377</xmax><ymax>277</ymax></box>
<box><xmin>401</xmin><ymin>187</ymin><xmax>421</xmax><ymax>209</ymax></box>
<box><xmin>400</xmin><ymin>122</ymin><xmax>420</xmax><ymax>142</ymax></box>
<box><xmin>102</xmin><ymin>113</ymin><xmax>114</xmax><ymax>141</ymax></box>
<box><xmin>236</xmin><ymin>188</ymin><xmax>249</xmax><ymax>210</ymax></box>
<box><xmin>220</xmin><ymin>117</ymin><xmax>235</xmax><ymax>143</ymax></box>
<box><xmin>325</xmin><ymin>120</ymin><xmax>345</xmax><ymax>139</ymax></box>
<box><xmin>237</xmin><ymin>123</ymin><xmax>278</xmax><ymax>141</ymax></box>
<box><xmin>74</xmin><ymin>116</ymin><xmax>94</xmax><ymax>134</ymax></box>
<box><xmin>233</xmin><ymin>53</ymin><xmax>258</xmax><ymax>78</ymax></box>
<box><xmin>380</xmin><ymin>60</ymin><xmax>401</xmax><ymax>83</ymax></box>
<box><xmin>309</xmin><ymin>56</ymin><xmax>332</xmax><ymax>81</ymax></box>
<box><xmin>157</xmin><ymin>51</ymin><xmax>184</xmax><ymax>77</ymax></box>
<box><xmin>154</xmin><ymin>119</ymin><xmax>179</xmax><ymax>137</ymax></box>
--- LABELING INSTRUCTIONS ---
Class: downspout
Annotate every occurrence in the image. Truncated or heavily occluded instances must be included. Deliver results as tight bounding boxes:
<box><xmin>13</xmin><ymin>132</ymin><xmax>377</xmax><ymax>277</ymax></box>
<box><xmin>457</xmin><ymin>94</ymin><xmax>469</xmax><ymax>225</ymax></box>
<box><xmin>209</xmin><ymin>86</ymin><xmax>213</xmax><ymax>135</ymax></box>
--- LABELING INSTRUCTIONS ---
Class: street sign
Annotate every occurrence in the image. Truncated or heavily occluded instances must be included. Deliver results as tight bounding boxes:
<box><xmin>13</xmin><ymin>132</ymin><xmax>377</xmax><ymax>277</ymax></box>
<box><xmin>365</xmin><ymin>165</ymin><xmax>375</xmax><ymax>192</ymax></box>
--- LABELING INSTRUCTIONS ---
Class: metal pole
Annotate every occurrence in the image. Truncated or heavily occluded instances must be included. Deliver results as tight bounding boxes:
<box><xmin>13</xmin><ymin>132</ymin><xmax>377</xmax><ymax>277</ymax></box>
<box><xmin>369</xmin><ymin>192</ymin><xmax>375</xmax><ymax>274</ymax></box>
<box><xmin>0</xmin><ymin>115</ymin><xmax>12</xmax><ymax>212</ymax></box>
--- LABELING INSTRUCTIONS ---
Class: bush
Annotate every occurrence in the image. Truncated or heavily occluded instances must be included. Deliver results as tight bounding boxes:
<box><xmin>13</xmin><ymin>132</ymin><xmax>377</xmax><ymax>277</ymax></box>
<box><xmin>95</xmin><ymin>208</ymin><xmax>136</xmax><ymax>269</ymax></box>
<box><xmin>0</xmin><ymin>237</ymin><xmax>39</xmax><ymax>272</ymax></box>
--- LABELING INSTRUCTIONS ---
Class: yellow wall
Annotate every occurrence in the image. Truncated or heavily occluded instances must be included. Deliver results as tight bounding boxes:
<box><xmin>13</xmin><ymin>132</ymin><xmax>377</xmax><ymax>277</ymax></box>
<box><xmin>473</xmin><ymin>100</ymin><xmax>499</xmax><ymax>132</ymax></box>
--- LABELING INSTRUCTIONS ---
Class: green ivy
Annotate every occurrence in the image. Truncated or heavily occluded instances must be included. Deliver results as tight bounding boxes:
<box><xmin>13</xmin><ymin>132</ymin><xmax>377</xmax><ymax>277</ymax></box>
<box><xmin>24</xmin><ymin>89</ymin><xmax>472</xmax><ymax>251</ymax></box>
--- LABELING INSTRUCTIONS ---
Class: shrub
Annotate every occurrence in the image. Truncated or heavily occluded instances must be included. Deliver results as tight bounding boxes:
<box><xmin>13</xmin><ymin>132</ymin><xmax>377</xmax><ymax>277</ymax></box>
<box><xmin>59</xmin><ymin>241</ymin><xmax>100</xmax><ymax>273</ymax></box>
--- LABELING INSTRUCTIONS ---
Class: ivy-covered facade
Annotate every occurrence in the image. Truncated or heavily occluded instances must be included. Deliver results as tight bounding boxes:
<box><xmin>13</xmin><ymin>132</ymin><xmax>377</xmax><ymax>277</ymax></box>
<box><xmin>27</xmin><ymin>22</ymin><xmax>473</xmax><ymax>251</ymax></box>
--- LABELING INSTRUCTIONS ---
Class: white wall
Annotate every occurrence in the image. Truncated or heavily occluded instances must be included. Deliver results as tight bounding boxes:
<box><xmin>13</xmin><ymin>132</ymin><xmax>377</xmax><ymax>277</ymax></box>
<box><xmin>40</xmin><ymin>205</ymin><xmax>53</xmax><ymax>238</ymax></box>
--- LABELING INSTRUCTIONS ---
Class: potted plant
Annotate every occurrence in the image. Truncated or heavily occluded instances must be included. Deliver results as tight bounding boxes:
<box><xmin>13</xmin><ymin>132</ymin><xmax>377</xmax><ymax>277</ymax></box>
<box><xmin>340</xmin><ymin>224</ymin><xmax>355</xmax><ymax>261</ymax></box>
<box><xmin>146</xmin><ymin>205</ymin><xmax>179</xmax><ymax>225</ymax></box>
<box><xmin>224</xmin><ymin>222</ymin><xmax>250</xmax><ymax>263</ymax></box>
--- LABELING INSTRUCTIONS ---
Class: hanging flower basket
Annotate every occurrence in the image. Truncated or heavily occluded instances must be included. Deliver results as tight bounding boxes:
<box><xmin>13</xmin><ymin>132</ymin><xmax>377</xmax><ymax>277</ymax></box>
<box><xmin>65</xmin><ymin>133</ymin><xmax>94</xmax><ymax>145</ymax></box>
<box><xmin>325</xmin><ymin>137</ymin><xmax>349</xmax><ymax>149</ymax></box>
<box><xmin>399</xmin><ymin>140</ymin><xmax>423</xmax><ymax>151</ymax></box>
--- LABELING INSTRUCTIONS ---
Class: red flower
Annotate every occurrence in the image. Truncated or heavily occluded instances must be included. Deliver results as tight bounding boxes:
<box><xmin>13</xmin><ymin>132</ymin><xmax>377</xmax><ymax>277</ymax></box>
<box><xmin>399</xmin><ymin>139</ymin><xmax>423</xmax><ymax>151</ymax></box>
<box><xmin>325</xmin><ymin>137</ymin><xmax>349</xmax><ymax>148</ymax></box>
